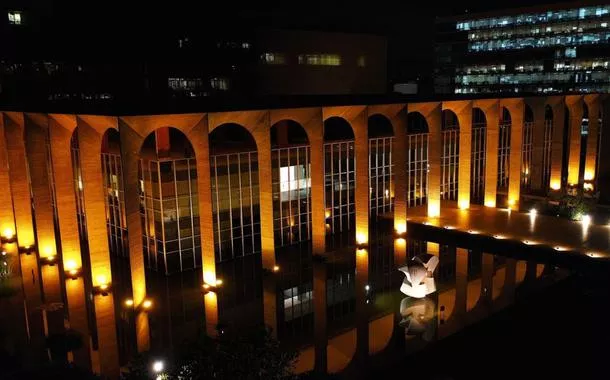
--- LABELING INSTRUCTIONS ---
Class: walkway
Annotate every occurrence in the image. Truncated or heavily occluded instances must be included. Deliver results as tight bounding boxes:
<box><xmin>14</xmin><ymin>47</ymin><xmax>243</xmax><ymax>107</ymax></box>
<box><xmin>406</xmin><ymin>202</ymin><xmax>610</xmax><ymax>272</ymax></box>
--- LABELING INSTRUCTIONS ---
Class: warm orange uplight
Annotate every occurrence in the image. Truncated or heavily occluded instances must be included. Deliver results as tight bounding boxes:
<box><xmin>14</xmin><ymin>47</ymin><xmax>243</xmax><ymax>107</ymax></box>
<box><xmin>484</xmin><ymin>200</ymin><xmax>496</xmax><ymax>208</ymax></box>
<box><xmin>550</xmin><ymin>181</ymin><xmax>561</xmax><ymax>191</ymax></box>
<box><xmin>395</xmin><ymin>222</ymin><xmax>407</xmax><ymax>236</ymax></box>
<box><xmin>203</xmin><ymin>283</ymin><xmax>211</xmax><ymax>290</ymax></box>
<box><xmin>458</xmin><ymin>199</ymin><xmax>469</xmax><ymax>210</ymax></box>
<box><xmin>508</xmin><ymin>199</ymin><xmax>516</xmax><ymax>207</ymax></box>
<box><xmin>273</xmin><ymin>265</ymin><xmax>280</xmax><ymax>272</ymax></box>
<box><xmin>584</xmin><ymin>171</ymin><xmax>594</xmax><ymax>181</ymax></box>
<box><xmin>428</xmin><ymin>201</ymin><xmax>440</xmax><ymax>218</ymax></box>
<box><xmin>65</xmin><ymin>260</ymin><xmax>77</xmax><ymax>271</ymax></box>
<box><xmin>2</xmin><ymin>228</ymin><xmax>15</xmax><ymax>240</ymax></box>
<box><xmin>125</xmin><ymin>299</ymin><xmax>134</xmax><ymax>307</ymax></box>
<box><xmin>325</xmin><ymin>210</ymin><xmax>331</xmax><ymax>219</ymax></box>
<box><xmin>96</xmin><ymin>274</ymin><xmax>108</xmax><ymax>287</ymax></box>
<box><xmin>100</xmin><ymin>283</ymin><xmax>109</xmax><ymax>291</ymax></box>
<box><xmin>356</xmin><ymin>233</ymin><xmax>368</xmax><ymax>246</ymax></box>
<box><xmin>142</xmin><ymin>299</ymin><xmax>153</xmax><ymax>309</ymax></box>
<box><xmin>215</xmin><ymin>279</ymin><xmax>223</xmax><ymax>286</ymax></box>
<box><xmin>584</xmin><ymin>182</ymin><xmax>594</xmax><ymax>191</ymax></box>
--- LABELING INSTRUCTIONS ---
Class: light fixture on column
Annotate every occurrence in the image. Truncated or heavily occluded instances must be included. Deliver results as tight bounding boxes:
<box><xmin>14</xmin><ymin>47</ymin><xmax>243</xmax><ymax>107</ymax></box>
<box><xmin>202</xmin><ymin>278</ymin><xmax>223</xmax><ymax>294</ymax></box>
<box><xmin>18</xmin><ymin>244</ymin><xmax>35</xmax><ymax>254</ymax></box>
<box><xmin>1</xmin><ymin>228</ymin><xmax>16</xmax><ymax>244</ymax></box>
<box><xmin>584</xmin><ymin>171</ymin><xmax>594</xmax><ymax>181</ymax></box>
<box><xmin>39</xmin><ymin>254</ymin><xmax>57</xmax><ymax>266</ymax></box>
<box><xmin>141</xmin><ymin>299</ymin><xmax>153</xmax><ymax>311</ymax></box>
<box><xmin>64</xmin><ymin>260</ymin><xmax>82</xmax><ymax>280</ymax></box>
<box><xmin>93</xmin><ymin>274</ymin><xmax>111</xmax><ymax>296</ymax></box>
<box><xmin>458</xmin><ymin>199</ymin><xmax>469</xmax><ymax>210</ymax></box>
<box><xmin>484</xmin><ymin>200</ymin><xmax>496</xmax><ymax>208</ymax></box>
<box><xmin>394</xmin><ymin>223</ymin><xmax>407</xmax><ymax>239</ymax></box>
<box><xmin>356</xmin><ymin>232</ymin><xmax>368</xmax><ymax>250</ymax></box>
<box><xmin>550</xmin><ymin>181</ymin><xmax>561</xmax><ymax>191</ymax></box>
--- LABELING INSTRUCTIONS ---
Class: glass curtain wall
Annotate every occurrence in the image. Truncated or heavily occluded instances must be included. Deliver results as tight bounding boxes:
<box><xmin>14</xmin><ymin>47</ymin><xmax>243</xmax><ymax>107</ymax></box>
<box><xmin>471</xmin><ymin>108</ymin><xmax>487</xmax><ymax>204</ymax></box>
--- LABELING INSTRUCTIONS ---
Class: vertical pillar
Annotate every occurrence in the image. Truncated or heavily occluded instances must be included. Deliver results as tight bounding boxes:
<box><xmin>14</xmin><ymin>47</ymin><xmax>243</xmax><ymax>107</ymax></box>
<box><xmin>3</xmin><ymin>113</ymin><xmax>35</xmax><ymax>247</ymax></box>
<box><xmin>65</xmin><ymin>277</ymin><xmax>91</xmax><ymax>369</ymax></box>
<box><xmin>597</xmin><ymin>98</ymin><xmax>610</xmax><ymax>204</ymax></box>
<box><xmin>455</xmin><ymin>103</ymin><xmax>473</xmax><ymax>210</ymax></box>
<box><xmin>94</xmin><ymin>294</ymin><xmax>120</xmax><ymax>378</ymax></box>
<box><xmin>566</xmin><ymin>96</ymin><xmax>584</xmax><ymax>186</ymax></box>
<box><xmin>40</xmin><ymin>264</ymin><xmax>65</xmax><ymax>342</ymax></box>
<box><xmin>18</xmin><ymin>250</ymin><xmax>47</xmax><ymax>362</ymax></box>
<box><xmin>549</xmin><ymin>102</ymin><xmax>565</xmax><ymax>191</ymax></box>
<box><xmin>262</xmin><ymin>273</ymin><xmax>279</xmax><ymax>338</ymax></box>
<box><xmin>118</xmin><ymin>120</ymin><xmax>147</xmax><ymax>307</ymax></box>
<box><xmin>353</xmin><ymin>109</ymin><xmax>369</xmax><ymax>247</ymax></box>
<box><xmin>313</xmin><ymin>256</ymin><xmax>327</xmax><ymax>374</ymax></box>
<box><xmin>530</xmin><ymin>101</ymin><xmax>546</xmax><ymax>191</ymax></box>
<box><xmin>0</xmin><ymin>115</ymin><xmax>16</xmax><ymax>238</ymax></box>
<box><xmin>584</xmin><ymin>96</ymin><xmax>600</xmax><ymax>186</ymax></box>
<box><xmin>77</xmin><ymin>117</ymin><xmax>116</xmax><ymax>288</ymax></box>
<box><xmin>252</xmin><ymin>113</ymin><xmax>275</xmax><ymax>271</ymax></box>
<box><xmin>308</xmin><ymin>111</ymin><xmax>326</xmax><ymax>255</ymax></box>
<box><xmin>507</xmin><ymin>101</ymin><xmax>524</xmax><ymax>211</ymax></box>
<box><xmin>24</xmin><ymin>114</ymin><xmax>57</xmax><ymax>257</ymax></box>
<box><xmin>48</xmin><ymin>115</ymin><xmax>83</xmax><ymax>273</ymax></box>
<box><xmin>454</xmin><ymin>248</ymin><xmax>468</xmax><ymax>319</ymax></box>
<box><xmin>392</xmin><ymin>111</ymin><xmax>408</xmax><ymax>234</ymax></box>
<box><xmin>483</xmin><ymin>103</ymin><xmax>500</xmax><ymax>207</ymax></box>
<box><xmin>427</xmin><ymin>104</ymin><xmax>442</xmax><ymax>217</ymax></box>
<box><xmin>188</xmin><ymin>116</ymin><xmax>217</xmax><ymax>287</ymax></box>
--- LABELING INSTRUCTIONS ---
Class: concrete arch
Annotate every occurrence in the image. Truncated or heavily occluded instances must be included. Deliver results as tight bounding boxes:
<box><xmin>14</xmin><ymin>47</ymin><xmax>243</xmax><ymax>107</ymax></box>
<box><xmin>442</xmin><ymin>109</ymin><xmax>460</xmax><ymax>130</ymax></box>
<box><xmin>368</xmin><ymin>113</ymin><xmax>394</xmax><ymax>138</ymax></box>
<box><xmin>408</xmin><ymin>102</ymin><xmax>442</xmax><ymax>217</ymax></box>
<box><xmin>270</xmin><ymin>119</ymin><xmax>309</xmax><ymax>147</ymax></box>
<box><xmin>324</xmin><ymin>116</ymin><xmax>355</xmax><ymax>141</ymax></box>
<box><xmin>407</xmin><ymin>111</ymin><xmax>429</xmax><ymax>134</ymax></box>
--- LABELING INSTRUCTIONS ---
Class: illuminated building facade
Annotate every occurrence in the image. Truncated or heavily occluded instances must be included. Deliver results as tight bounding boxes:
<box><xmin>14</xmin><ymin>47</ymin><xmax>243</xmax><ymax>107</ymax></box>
<box><xmin>435</xmin><ymin>3</ymin><xmax>610</xmax><ymax>94</ymax></box>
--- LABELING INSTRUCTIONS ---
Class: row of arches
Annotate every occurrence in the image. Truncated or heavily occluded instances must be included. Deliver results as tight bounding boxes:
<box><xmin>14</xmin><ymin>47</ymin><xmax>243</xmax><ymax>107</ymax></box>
<box><xmin>55</xmin><ymin>103</ymin><xmax>594</xmax><ymax>276</ymax></box>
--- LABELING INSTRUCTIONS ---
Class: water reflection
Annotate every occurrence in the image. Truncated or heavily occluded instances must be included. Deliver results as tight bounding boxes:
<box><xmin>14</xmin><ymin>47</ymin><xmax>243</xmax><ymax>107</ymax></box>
<box><xmin>0</xmin><ymin>220</ymin><xmax>569</xmax><ymax>379</ymax></box>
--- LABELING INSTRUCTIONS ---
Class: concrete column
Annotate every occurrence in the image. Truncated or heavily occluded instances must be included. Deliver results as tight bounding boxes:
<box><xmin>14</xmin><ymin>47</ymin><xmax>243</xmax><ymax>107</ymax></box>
<box><xmin>482</xmin><ymin>103</ymin><xmax>500</xmax><ymax>207</ymax></box>
<box><xmin>454</xmin><ymin>248</ymin><xmax>468</xmax><ymax>320</ymax></box>
<box><xmin>506</xmin><ymin>100</ymin><xmax>524</xmax><ymax>210</ymax></box>
<box><xmin>77</xmin><ymin>116</ymin><xmax>117</xmax><ymax>287</ymax></box>
<box><xmin>3</xmin><ymin>113</ymin><xmax>35</xmax><ymax>248</ymax></box>
<box><xmin>251</xmin><ymin>115</ymin><xmax>276</xmax><ymax>271</ymax></box>
<box><xmin>427</xmin><ymin>105</ymin><xmax>442</xmax><ymax>217</ymax></box>
<box><xmin>313</xmin><ymin>256</ymin><xmax>327</xmax><ymax>374</ymax></box>
<box><xmin>0</xmin><ymin>115</ymin><xmax>16</xmax><ymax>238</ymax></box>
<box><xmin>549</xmin><ymin>101</ymin><xmax>566</xmax><ymax>191</ymax></box>
<box><xmin>48</xmin><ymin>115</ymin><xmax>83</xmax><ymax>273</ymax></box>
<box><xmin>24</xmin><ymin>114</ymin><xmax>57</xmax><ymax>258</ymax></box>
<box><xmin>391</xmin><ymin>113</ymin><xmax>408</xmax><ymax>234</ymax></box>
<box><xmin>118</xmin><ymin>120</ymin><xmax>147</xmax><ymax>307</ymax></box>
<box><xmin>65</xmin><ymin>276</ymin><xmax>91</xmax><ymax>370</ymax></box>
<box><xmin>309</xmin><ymin>112</ymin><xmax>326</xmax><ymax>255</ymax></box>
<box><xmin>263</xmin><ymin>273</ymin><xmax>279</xmax><ymax>338</ymax></box>
<box><xmin>597</xmin><ymin>97</ymin><xmax>610</xmax><ymax>204</ymax></box>
<box><xmin>584</xmin><ymin>95</ymin><xmax>600</xmax><ymax>186</ymax></box>
<box><xmin>352</xmin><ymin>110</ymin><xmax>369</xmax><ymax>246</ymax></box>
<box><xmin>448</xmin><ymin>102</ymin><xmax>473</xmax><ymax>210</ymax></box>
<box><xmin>566</xmin><ymin>96</ymin><xmax>584</xmax><ymax>186</ymax></box>
<box><xmin>529</xmin><ymin>100</ymin><xmax>546</xmax><ymax>191</ymax></box>
<box><xmin>187</xmin><ymin>116</ymin><xmax>217</xmax><ymax>287</ymax></box>
<box><xmin>94</xmin><ymin>294</ymin><xmax>120</xmax><ymax>378</ymax></box>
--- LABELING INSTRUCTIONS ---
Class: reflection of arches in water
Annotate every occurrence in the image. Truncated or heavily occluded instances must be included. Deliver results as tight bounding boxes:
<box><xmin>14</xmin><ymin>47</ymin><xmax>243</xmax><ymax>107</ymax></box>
<box><xmin>516</xmin><ymin>260</ymin><xmax>527</xmax><ymax>285</ymax></box>
<box><xmin>400</xmin><ymin>297</ymin><xmax>436</xmax><ymax>342</ymax></box>
<box><xmin>368</xmin><ymin>313</ymin><xmax>394</xmax><ymax>356</ymax></box>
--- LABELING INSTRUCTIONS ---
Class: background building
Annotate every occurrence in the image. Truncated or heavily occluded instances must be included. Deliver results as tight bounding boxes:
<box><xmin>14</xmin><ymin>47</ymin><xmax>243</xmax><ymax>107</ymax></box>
<box><xmin>435</xmin><ymin>2</ymin><xmax>610</xmax><ymax>94</ymax></box>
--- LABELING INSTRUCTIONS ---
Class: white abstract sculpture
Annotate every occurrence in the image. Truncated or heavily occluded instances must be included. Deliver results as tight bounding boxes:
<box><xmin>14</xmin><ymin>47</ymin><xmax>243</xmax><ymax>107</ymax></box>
<box><xmin>398</xmin><ymin>253</ymin><xmax>439</xmax><ymax>298</ymax></box>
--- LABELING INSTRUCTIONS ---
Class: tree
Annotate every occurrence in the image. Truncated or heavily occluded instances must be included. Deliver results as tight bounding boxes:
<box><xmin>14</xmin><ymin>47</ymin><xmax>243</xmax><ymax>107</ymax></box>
<box><xmin>123</xmin><ymin>326</ymin><xmax>298</xmax><ymax>380</ymax></box>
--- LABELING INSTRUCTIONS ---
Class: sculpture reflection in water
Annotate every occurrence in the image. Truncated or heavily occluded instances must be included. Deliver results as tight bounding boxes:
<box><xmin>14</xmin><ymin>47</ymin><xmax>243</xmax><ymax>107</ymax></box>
<box><xmin>398</xmin><ymin>253</ymin><xmax>439</xmax><ymax>341</ymax></box>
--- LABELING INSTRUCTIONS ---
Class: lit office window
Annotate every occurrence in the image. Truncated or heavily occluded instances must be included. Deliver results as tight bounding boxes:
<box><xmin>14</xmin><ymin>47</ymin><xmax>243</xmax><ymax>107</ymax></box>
<box><xmin>298</xmin><ymin>54</ymin><xmax>341</xmax><ymax>66</ymax></box>
<box><xmin>7</xmin><ymin>11</ymin><xmax>22</xmax><ymax>25</ymax></box>
<box><xmin>565</xmin><ymin>47</ymin><xmax>577</xmax><ymax>58</ymax></box>
<box><xmin>210</xmin><ymin>77</ymin><xmax>229</xmax><ymax>91</ymax></box>
<box><xmin>369</xmin><ymin>137</ymin><xmax>393</xmax><ymax>216</ymax></box>
<box><xmin>261</xmin><ymin>53</ymin><xmax>286</xmax><ymax>64</ymax></box>
<box><xmin>357</xmin><ymin>56</ymin><xmax>367</xmax><ymax>67</ymax></box>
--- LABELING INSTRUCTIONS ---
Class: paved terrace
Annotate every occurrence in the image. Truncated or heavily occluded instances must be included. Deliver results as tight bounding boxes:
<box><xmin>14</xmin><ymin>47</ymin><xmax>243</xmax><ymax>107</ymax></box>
<box><xmin>406</xmin><ymin>202</ymin><xmax>610</xmax><ymax>274</ymax></box>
